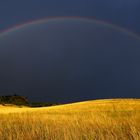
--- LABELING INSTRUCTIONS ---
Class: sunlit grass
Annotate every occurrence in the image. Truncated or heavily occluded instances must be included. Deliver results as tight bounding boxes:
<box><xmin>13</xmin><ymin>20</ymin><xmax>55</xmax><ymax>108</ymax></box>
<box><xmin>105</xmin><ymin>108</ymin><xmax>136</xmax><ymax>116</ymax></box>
<box><xmin>0</xmin><ymin>99</ymin><xmax>140</xmax><ymax>140</ymax></box>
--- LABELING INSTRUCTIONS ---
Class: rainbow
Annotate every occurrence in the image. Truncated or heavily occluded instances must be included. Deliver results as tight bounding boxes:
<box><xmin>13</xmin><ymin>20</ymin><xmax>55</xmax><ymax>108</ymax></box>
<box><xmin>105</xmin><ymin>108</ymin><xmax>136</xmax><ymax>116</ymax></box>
<box><xmin>0</xmin><ymin>16</ymin><xmax>140</xmax><ymax>40</ymax></box>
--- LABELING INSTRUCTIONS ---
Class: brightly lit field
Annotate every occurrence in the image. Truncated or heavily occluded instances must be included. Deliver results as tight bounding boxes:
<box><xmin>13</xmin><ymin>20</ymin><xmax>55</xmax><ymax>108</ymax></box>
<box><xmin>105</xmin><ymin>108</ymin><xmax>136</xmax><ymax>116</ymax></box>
<box><xmin>0</xmin><ymin>99</ymin><xmax>140</xmax><ymax>140</ymax></box>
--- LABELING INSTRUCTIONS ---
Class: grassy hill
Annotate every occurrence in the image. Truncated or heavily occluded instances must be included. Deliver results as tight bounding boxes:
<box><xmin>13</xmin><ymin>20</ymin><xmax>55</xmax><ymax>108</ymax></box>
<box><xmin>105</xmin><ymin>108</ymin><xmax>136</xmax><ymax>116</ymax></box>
<box><xmin>0</xmin><ymin>99</ymin><xmax>140</xmax><ymax>140</ymax></box>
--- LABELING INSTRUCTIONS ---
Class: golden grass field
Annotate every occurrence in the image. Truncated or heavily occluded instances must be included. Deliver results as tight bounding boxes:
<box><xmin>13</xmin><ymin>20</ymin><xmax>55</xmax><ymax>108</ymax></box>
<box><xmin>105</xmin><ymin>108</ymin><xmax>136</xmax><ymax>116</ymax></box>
<box><xmin>0</xmin><ymin>99</ymin><xmax>140</xmax><ymax>140</ymax></box>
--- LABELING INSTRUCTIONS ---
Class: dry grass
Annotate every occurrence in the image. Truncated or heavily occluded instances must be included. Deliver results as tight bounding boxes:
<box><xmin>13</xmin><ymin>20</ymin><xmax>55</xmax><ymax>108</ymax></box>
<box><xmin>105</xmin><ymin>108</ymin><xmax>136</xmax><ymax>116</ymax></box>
<box><xmin>0</xmin><ymin>99</ymin><xmax>140</xmax><ymax>140</ymax></box>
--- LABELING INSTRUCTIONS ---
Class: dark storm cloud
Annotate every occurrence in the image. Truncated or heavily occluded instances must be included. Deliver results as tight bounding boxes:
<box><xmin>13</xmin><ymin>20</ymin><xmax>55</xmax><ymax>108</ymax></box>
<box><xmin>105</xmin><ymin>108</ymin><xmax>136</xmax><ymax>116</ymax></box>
<box><xmin>0</xmin><ymin>0</ymin><xmax>140</xmax><ymax>34</ymax></box>
<box><xmin>0</xmin><ymin>19</ymin><xmax>140</xmax><ymax>103</ymax></box>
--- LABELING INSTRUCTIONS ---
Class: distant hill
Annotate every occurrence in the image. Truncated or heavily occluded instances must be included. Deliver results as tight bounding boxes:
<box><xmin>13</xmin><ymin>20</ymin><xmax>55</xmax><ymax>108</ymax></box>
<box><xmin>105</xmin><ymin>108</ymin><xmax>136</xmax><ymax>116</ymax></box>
<box><xmin>0</xmin><ymin>95</ymin><xmax>28</xmax><ymax>105</ymax></box>
<box><xmin>0</xmin><ymin>94</ymin><xmax>60</xmax><ymax>107</ymax></box>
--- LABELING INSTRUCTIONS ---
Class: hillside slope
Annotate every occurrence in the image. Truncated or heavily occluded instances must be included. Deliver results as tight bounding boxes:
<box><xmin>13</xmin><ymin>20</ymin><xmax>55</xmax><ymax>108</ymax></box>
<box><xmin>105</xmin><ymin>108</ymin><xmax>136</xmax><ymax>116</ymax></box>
<box><xmin>0</xmin><ymin>99</ymin><xmax>140</xmax><ymax>140</ymax></box>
